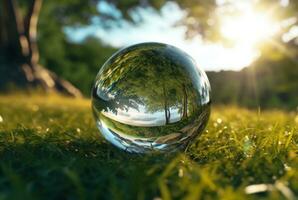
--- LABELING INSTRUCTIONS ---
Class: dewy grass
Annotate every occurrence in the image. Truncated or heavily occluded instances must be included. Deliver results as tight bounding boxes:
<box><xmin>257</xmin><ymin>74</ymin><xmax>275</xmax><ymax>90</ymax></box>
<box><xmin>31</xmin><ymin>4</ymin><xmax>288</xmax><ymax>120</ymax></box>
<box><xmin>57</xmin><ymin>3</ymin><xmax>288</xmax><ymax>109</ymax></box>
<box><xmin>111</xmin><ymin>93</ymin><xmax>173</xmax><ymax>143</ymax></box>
<box><xmin>0</xmin><ymin>95</ymin><xmax>297</xmax><ymax>200</ymax></box>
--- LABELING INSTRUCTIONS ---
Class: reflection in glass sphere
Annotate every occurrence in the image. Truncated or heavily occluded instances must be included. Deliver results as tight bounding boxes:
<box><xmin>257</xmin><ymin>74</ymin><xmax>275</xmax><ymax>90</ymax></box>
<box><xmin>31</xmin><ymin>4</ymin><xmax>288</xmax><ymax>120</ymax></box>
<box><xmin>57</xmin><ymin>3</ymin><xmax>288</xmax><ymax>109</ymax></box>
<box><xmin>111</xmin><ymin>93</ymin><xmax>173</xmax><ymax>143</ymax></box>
<box><xmin>91</xmin><ymin>42</ymin><xmax>211</xmax><ymax>153</ymax></box>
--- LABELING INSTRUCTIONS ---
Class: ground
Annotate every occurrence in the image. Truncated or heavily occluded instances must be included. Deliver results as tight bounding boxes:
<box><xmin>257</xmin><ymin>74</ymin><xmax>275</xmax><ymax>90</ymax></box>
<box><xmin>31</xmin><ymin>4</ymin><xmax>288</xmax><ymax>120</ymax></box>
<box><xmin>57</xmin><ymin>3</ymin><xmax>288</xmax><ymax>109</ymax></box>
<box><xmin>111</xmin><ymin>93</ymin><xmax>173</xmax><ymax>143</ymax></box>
<box><xmin>0</xmin><ymin>94</ymin><xmax>297</xmax><ymax>200</ymax></box>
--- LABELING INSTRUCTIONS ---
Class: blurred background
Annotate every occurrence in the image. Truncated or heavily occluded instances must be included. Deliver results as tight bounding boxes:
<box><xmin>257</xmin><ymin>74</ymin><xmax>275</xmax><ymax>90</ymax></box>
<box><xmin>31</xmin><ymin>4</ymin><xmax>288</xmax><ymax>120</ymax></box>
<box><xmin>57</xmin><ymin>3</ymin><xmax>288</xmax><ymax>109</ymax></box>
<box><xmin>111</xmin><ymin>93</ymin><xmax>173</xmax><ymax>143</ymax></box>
<box><xmin>1</xmin><ymin>0</ymin><xmax>297</xmax><ymax>109</ymax></box>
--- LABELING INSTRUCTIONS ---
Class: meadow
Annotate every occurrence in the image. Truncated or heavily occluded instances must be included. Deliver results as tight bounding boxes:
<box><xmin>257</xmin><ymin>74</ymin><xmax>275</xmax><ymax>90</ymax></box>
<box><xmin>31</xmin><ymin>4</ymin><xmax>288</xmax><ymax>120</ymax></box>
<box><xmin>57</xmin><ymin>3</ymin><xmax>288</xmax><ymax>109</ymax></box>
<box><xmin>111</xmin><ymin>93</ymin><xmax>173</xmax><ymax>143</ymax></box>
<box><xmin>0</xmin><ymin>95</ymin><xmax>297</xmax><ymax>200</ymax></box>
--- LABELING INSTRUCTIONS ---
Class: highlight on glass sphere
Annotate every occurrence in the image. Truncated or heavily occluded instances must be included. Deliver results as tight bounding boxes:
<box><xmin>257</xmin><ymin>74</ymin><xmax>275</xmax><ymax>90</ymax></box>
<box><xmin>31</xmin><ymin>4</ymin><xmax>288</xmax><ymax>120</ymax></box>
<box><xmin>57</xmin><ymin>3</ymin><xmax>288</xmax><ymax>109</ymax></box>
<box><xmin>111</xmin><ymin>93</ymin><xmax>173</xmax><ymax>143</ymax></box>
<box><xmin>91</xmin><ymin>42</ymin><xmax>211</xmax><ymax>153</ymax></box>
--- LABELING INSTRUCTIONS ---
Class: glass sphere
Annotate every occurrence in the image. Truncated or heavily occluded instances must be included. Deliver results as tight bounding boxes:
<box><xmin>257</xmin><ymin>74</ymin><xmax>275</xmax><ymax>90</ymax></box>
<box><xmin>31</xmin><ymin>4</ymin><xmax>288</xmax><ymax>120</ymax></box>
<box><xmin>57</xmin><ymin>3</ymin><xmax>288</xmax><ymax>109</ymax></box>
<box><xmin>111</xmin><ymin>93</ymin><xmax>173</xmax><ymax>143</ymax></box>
<box><xmin>91</xmin><ymin>42</ymin><xmax>211</xmax><ymax>153</ymax></box>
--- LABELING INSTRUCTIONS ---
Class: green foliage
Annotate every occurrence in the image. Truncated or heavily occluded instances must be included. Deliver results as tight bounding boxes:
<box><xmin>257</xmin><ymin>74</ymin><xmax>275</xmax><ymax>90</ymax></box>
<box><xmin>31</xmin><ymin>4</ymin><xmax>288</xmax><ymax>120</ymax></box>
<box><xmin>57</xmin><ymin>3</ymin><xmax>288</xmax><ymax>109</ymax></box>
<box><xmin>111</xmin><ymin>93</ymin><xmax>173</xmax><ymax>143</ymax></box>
<box><xmin>1</xmin><ymin>0</ymin><xmax>297</xmax><ymax>108</ymax></box>
<box><xmin>0</xmin><ymin>0</ymin><xmax>164</xmax><ymax>92</ymax></box>
<box><xmin>207</xmin><ymin>54</ymin><xmax>298</xmax><ymax>109</ymax></box>
<box><xmin>93</xmin><ymin>43</ymin><xmax>205</xmax><ymax>125</ymax></box>
<box><xmin>34</xmin><ymin>0</ymin><xmax>166</xmax><ymax>96</ymax></box>
<box><xmin>33</xmin><ymin>0</ymin><xmax>298</xmax><ymax>108</ymax></box>
<box><xmin>176</xmin><ymin>0</ymin><xmax>298</xmax><ymax>42</ymax></box>
<box><xmin>0</xmin><ymin>95</ymin><xmax>297</xmax><ymax>199</ymax></box>
<box><xmin>39</xmin><ymin>35</ymin><xmax>116</xmax><ymax>96</ymax></box>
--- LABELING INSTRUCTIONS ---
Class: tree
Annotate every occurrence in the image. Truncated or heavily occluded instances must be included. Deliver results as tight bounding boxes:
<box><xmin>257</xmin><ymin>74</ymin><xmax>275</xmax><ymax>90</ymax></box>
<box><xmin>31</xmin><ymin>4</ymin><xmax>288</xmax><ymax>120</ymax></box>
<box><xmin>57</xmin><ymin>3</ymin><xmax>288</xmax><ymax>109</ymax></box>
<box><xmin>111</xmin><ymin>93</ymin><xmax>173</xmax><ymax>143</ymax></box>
<box><xmin>0</xmin><ymin>0</ymin><xmax>82</xmax><ymax>96</ymax></box>
<box><xmin>0</xmin><ymin>0</ymin><xmax>164</xmax><ymax>96</ymax></box>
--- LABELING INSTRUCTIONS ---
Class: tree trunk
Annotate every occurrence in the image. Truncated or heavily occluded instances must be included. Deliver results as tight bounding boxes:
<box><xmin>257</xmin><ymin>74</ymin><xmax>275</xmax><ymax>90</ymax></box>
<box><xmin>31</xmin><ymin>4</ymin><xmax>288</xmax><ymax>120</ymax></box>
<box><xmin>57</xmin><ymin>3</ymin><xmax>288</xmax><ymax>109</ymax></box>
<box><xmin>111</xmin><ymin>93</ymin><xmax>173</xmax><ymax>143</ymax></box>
<box><xmin>182</xmin><ymin>84</ymin><xmax>188</xmax><ymax>118</ymax></box>
<box><xmin>162</xmin><ymin>84</ymin><xmax>170</xmax><ymax>124</ymax></box>
<box><xmin>0</xmin><ymin>0</ymin><xmax>82</xmax><ymax>97</ymax></box>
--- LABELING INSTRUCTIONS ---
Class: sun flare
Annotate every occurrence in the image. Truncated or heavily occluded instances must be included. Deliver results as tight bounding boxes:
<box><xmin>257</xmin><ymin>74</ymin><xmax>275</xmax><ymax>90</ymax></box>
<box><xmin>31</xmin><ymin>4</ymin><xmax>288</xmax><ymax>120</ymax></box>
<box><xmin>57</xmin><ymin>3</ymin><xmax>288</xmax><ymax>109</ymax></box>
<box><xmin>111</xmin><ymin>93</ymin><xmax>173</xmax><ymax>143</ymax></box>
<box><xmin>220</xmin><ymin>7</ymin><xmax>279</xmax><ymax>47</ymax></box>
<box><xmin>216</xmin><ymin>5</ymin><xmax>280</xmax><ymax>69</ymax></box>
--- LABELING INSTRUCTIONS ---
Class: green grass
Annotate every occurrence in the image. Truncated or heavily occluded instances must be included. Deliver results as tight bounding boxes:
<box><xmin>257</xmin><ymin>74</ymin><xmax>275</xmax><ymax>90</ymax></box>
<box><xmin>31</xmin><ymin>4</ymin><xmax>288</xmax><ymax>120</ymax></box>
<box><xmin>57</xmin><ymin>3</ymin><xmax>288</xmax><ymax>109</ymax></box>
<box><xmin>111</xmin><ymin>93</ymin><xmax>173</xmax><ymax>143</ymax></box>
<box><xmin>0</xmin><ymin>94</ymin><xmax>297</xmax><ymax>200</ymax></box>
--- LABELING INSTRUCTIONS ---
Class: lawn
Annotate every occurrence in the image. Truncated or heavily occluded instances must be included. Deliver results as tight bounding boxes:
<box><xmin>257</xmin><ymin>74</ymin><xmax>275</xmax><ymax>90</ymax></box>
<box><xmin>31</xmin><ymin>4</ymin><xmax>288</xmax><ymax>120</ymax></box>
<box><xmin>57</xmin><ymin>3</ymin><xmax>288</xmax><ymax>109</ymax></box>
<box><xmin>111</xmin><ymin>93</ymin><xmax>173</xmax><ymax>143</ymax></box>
<box><xmin>0</xmin><ymin>94</ymin><xmax>297</xmax><ymax>200</ymax></box>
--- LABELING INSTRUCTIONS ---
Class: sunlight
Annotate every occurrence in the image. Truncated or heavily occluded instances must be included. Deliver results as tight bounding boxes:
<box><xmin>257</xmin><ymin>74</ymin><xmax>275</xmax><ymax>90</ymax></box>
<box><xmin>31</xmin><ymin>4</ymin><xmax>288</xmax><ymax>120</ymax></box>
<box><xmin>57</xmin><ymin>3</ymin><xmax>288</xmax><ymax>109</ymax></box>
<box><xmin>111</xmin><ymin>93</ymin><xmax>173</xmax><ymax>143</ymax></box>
<box><xmin>217</xmin><ymin>5</ymin><xmax>280</xmax><ymax>69</ymax></box>
<box><xmin>220</xmin><ymin>7</ymin><xmax>279</xmax><ymax>47</ymax></box>
<box><xmin>68</xmin><ymin>1</ymin><xmax>283</xmax><ymax>71</ymax></box>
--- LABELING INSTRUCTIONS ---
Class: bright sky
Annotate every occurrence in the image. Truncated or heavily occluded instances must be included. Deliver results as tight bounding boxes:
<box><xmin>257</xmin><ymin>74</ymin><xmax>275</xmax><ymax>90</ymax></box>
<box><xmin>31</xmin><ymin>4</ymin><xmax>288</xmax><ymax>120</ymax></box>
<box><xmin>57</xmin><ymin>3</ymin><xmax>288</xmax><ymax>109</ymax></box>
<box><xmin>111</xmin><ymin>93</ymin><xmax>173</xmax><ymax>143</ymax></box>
<box><xmin>102</xmin><ymin>105</ymin><xmax>181</xmax><ymax>127</ymax></box>
<box><xmin>66</xmin><ymin>1</ymin><xmax>282</xmax><ymax>71</ymax></box>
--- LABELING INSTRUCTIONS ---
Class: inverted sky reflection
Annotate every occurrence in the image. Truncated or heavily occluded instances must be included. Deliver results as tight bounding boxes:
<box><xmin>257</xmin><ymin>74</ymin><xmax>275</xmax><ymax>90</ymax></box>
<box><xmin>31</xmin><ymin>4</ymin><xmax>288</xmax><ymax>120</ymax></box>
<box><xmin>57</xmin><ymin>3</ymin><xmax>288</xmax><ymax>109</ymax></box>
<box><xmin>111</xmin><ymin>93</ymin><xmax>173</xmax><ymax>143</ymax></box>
<box><xmin>102</xmin><ymin>105</ymin><xmax>181</xmax><ymax>127</ymax></box>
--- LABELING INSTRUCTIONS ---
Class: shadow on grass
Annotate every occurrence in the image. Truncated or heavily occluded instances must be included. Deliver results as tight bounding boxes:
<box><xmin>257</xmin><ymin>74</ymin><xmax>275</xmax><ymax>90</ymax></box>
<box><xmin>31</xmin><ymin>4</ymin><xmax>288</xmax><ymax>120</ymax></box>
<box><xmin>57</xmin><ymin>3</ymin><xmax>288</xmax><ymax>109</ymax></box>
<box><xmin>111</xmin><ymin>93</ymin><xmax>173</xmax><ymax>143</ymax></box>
<box><xmin>0</xmin><ymin>128</ymin><xmax>179</xmax><ymax>200</ymax></box>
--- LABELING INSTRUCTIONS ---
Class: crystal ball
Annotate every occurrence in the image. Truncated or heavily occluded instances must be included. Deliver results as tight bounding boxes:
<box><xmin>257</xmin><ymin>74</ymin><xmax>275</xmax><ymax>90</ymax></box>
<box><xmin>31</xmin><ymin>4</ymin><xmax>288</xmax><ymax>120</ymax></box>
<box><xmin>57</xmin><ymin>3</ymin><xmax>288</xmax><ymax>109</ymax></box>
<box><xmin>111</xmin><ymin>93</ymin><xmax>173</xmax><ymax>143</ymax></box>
<box><xmin>91</xmin><ymin>42</ymin><xmax>211</xmax><ymax>153</ymax></box>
